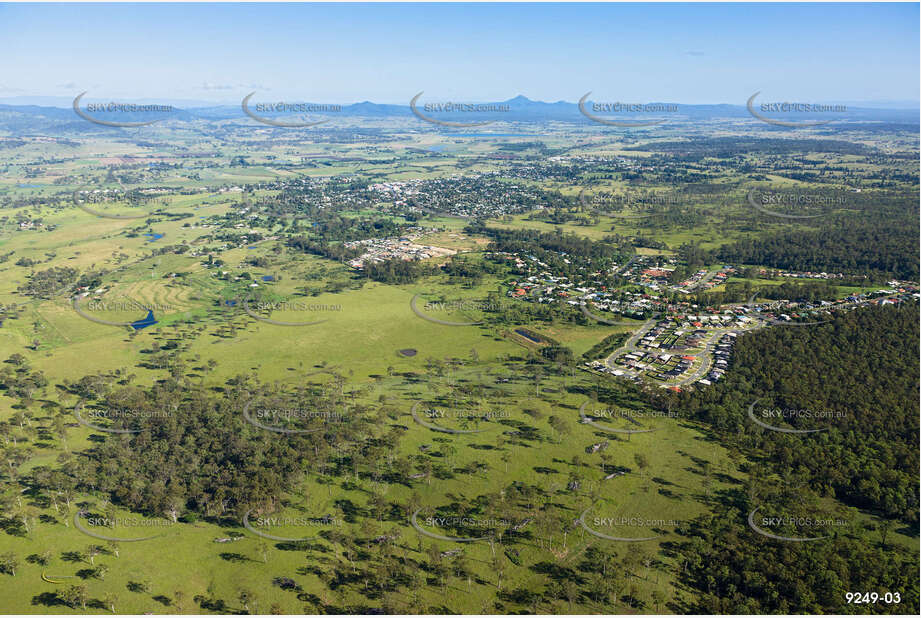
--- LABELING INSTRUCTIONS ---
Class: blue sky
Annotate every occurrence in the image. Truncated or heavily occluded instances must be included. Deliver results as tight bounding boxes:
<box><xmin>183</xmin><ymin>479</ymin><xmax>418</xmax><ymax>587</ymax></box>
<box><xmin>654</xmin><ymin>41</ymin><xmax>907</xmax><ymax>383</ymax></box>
<box><xmin>0</xmin><ymin>2</ymin><xmax>917</xmax><ymax>105</ymax></box>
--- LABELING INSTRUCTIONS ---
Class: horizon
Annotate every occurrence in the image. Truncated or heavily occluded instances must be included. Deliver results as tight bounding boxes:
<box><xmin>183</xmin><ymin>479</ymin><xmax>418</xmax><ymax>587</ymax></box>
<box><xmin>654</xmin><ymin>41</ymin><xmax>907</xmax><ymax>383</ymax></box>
<box><xmin>1</xmin><ymin>2</ymin><xmax>918</xmax><ymax>105</ymax></box>
<box><xmin>2</xmin><ymin>93</ymin><xmax>919</xmax><ymax>110</ymax></box>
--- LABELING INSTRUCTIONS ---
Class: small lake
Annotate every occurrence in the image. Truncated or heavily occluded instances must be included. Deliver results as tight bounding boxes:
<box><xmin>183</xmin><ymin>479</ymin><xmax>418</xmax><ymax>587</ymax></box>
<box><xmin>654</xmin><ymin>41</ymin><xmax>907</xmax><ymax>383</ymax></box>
<box><xmin>514</xmin><ymin>328</ymin><xmax>542</xmax><ymax>343</ymax></box>
<box><xmin>131</xmin><ymin>310</ymin><xmax>158</xmax><ymax>330</ymax></box>
<box><xmin>143</xmin><ymin>233</ymin><xmax>164</xmax><ymax>242</ymax></box>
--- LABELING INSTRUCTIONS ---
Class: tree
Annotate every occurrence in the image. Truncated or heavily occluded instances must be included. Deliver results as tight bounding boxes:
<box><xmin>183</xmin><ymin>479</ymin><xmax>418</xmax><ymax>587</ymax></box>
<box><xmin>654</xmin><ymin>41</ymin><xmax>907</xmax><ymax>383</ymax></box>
<box><xmin>103</xmin><ymin>592</ymin><xmax>118</xmax><ymax>613</ymax></box>
<box><xmin>652</xmin><ymin>589</ymin><xmax>665</xmax><ymax>612</ymax></box>
<box><xmin>258</xmin><ymin>541</ymin><xmax>269</xmax><ymax>564</ymax></box>
<box><xmin>489</xmin><ymin>552</ymin><xmax>505</xmax><ymax>591</ymax></box>
<box><xmin>633</xmin><ymin>453</ymin><xmax>649</xmax><ymax>477</ymax></box>
<box><xmin>0</xmin><ymin>552</ymin><xmax>18</xmax><ymax>576</ymax></box>
<box><xmin>85</xmin><ymin>544</ymin><xmax>101</xmax><ymax>565</ymax></box>
<box><xmin>173</xmin><ymin>589</ymin><xmax>185</xmax><ymax>612</ymax></box>
<box><xmin>62</xmin><ymin>584</ymin><xmax>87</xmax><ymax>609</ymax></box>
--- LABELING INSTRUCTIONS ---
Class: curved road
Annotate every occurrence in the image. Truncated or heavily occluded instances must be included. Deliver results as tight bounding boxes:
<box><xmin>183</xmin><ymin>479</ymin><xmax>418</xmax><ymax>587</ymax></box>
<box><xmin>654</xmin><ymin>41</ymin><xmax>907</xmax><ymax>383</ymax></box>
<box><xmin>602</xmin><ymin>318</ymin><xmax>658</xmax><ymax>372</ymax></box>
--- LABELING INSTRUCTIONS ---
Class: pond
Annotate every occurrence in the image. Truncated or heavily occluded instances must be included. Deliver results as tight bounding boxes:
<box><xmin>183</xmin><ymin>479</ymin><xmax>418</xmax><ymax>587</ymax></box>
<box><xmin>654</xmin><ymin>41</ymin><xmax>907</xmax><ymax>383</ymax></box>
<box><xmin>131</xmin><ymin>310</ymin><xmax>158</xmax><ymax>330</ymax></box>
<box><xmin>514</xmin><ymin>328</ymin><xmax>542</xmax><ymax>343</ymax></box>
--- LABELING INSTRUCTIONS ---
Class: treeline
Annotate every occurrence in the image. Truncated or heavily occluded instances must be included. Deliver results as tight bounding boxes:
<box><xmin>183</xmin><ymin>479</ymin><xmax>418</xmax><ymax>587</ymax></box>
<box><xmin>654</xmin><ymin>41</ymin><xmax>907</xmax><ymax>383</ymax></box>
<box><xmin>674</xmin><ymin>501</ymin><xmax>918</xmax><ymax>614</ymax></box>
<box><xmin>52</xmin><ymin>373</ymin><xmax>377</xmax><ymax>521</ymax></box>
<box><xmin>684</xmin><ymin>279</ymin><xmax>845</xmax><ymax>307</ymax></box>
<box><xmin>16</xmin><ymin>266</ymin><xmax>102</xmax><ymax>299</ymax></box>
<box><xmin>624</xmin><ymin>137</ymin><xmax>871</xmax><ymax>157</ymax></box>
<box><xmin>471</xmin><ymin>223</ymin><xmax>629</xmax><ymax>260</ymax></box>
<box><xmin>650</xmin><ymin>303</ymin><xmax>920</xmax><ymax>612</ymax></box>
<box><xmin>658</xmin><ymin>304</ymin><xmax>919</xmax><ymax>523</ymax></box>
<box><xmin>582</xmin><ymin>332</ymin><xmax>630</xmax><ymax>361</ymax></box>
<box><xmin>714</xmin><ymin>219</ymin><xmax>919</xmax><ymax>280</ymax></box>
<box><xmin>287</xmin><ymin>236</ymin><xmax>363</xmax><ymax>262</ymax></box>
<box><xmin>362</xmin><ymin>257</ymin><xmax>437</xmax><ymax>284</ymax></box>
<box><xmin>308</xmin><ymin>214</ymin><xmax>408</xmax><ymax>243</ymax></box>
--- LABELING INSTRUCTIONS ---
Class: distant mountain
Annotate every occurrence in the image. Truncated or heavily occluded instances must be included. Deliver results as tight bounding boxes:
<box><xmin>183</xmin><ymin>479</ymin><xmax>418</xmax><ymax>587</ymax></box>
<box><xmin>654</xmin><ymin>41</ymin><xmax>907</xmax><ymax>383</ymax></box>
<box><xmin>0</xmin><ymin>94</ymin><xmax>917</xmax><ymax>132</ymax></box>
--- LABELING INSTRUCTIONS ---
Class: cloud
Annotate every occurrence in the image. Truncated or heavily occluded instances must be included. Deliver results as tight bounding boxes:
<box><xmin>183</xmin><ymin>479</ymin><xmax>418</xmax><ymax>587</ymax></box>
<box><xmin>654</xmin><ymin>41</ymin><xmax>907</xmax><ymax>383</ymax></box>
<box><xmin>200</xmin><ymin>82</ymin><xmax>269</xmax><ymax>91</ymax></box>
<box><xmin>200</xmin><ymin>82</ymin><xmax>234</xmax><ymax>91</ymax></box>
<box><xmin>57</xmin><ymin>82</ymin><xmax>79</xmax><ymax>89</ymax></box>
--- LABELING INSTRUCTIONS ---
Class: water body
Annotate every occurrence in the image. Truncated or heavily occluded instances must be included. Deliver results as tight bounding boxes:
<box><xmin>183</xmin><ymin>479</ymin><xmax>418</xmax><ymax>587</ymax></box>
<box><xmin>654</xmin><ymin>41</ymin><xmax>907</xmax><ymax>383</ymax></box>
<box><xmin>131</xmin><ymin>310</ymin><xmax>158</xmax><ymax>330</ymax></box>
<box><xmin>428</xmin><ymin>145</ymin><xmax>446</xmax><ymax>152</ymax></box>
<box><xmin>143</xmin><ymin>233</ymin><xmax>164</xmax><ymax>242</ymax></box>
<box><xmin>262</xmin><ymin>275</ymin><xmax>275</xmax><ymax>282</ymax></box>
<box><xmin>18</xmin><ymin>183</ymin><xmax>43</xmax><ymax>188</ymax></box>
<box><xmin>514</xmin><ymin>328</ymin><xmax>542</xmax><ymax>343</ymax></box>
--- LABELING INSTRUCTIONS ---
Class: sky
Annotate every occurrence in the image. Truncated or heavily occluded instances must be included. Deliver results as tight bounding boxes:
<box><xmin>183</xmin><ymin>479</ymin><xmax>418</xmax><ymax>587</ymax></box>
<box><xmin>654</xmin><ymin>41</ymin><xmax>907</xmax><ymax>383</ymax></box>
<box><xmin>0</xmin><ymin>2</ymin><xmax>918</xmax><ymax>106</ymax></box>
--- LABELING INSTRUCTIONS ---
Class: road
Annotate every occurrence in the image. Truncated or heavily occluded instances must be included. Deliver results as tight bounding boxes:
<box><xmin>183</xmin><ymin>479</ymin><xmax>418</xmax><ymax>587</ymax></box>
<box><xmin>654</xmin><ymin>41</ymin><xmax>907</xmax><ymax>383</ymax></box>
<box><xmin>602</xmin><ymin>318</ymin><xmax>658</xmax><ymax>375</ymax></box>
